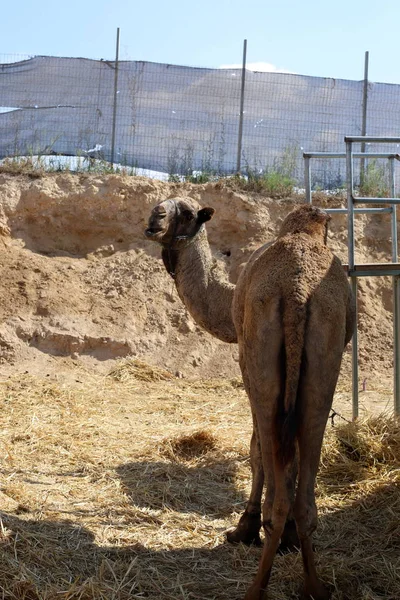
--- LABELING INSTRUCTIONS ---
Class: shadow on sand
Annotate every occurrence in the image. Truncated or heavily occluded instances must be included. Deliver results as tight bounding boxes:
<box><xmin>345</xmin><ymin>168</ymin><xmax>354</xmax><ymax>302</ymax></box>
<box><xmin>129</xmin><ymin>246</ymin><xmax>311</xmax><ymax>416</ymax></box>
<box><xmin>116</xmin><ymin>457</ymin><xmax>246</xmax><ymax>517</ymax></box>
<box><xmin>0</xmin><ymin>453</ymin><xmax>398</xmax><ymax>599</ymax></box>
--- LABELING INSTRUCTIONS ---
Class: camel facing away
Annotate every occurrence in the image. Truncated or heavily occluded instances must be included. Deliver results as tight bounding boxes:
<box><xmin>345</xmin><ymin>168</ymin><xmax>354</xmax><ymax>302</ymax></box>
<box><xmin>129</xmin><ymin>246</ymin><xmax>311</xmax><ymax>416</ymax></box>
<box><xmin>145</xmin><ymin>198</ymin><xmax>355</xmax><ymax>599</ymax></box>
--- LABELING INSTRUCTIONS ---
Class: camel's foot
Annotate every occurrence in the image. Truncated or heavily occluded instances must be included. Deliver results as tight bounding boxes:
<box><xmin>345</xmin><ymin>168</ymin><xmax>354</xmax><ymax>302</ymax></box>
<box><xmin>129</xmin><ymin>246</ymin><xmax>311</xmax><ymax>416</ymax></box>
<box><xmin>278</xmin><ymin>519</ymin><xmax>300</xmax><ymax>554</ymax></box>
<box><xmin>300</xmin><ymin>581</ymin><xmax>331</xmax><ymax>600</ymax></box>
<box><xmin>226</xmin><ymin>510</ymin><xmax>262</xmax><ymax>546</ymax></box>
<box><xmin>243</xmin><ymin>583</ymin><xmax>267</xmax><ymax>600</ymax></box>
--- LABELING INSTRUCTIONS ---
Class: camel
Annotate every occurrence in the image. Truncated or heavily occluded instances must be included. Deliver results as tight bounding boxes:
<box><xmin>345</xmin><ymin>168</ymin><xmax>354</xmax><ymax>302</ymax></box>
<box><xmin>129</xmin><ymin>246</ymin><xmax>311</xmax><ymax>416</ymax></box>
<box><xmin>145</xmin><ymin>196</ymin><xmax>297</xmax><ymax>550</ymax></box>
<box><xmin>145</xmin><ymin>197</ymin><xmax>355</xmax><ymax>599</ymax></box>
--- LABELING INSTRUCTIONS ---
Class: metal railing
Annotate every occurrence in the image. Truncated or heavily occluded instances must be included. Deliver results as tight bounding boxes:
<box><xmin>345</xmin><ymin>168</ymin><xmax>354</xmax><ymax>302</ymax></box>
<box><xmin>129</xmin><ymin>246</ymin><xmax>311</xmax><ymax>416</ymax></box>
<box><xmin>303</xmin><ymin>139</ymin><xmax>400</xmax><ymax>418</ymax></box>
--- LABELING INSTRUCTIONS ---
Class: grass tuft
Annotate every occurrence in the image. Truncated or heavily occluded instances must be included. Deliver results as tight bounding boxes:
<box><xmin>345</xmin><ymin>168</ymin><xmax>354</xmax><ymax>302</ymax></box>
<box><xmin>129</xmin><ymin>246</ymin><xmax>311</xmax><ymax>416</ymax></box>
<box><xmin>230</xmin><ymin>170</ymin><xmax>295</xmax><ymax>198</ymax></box>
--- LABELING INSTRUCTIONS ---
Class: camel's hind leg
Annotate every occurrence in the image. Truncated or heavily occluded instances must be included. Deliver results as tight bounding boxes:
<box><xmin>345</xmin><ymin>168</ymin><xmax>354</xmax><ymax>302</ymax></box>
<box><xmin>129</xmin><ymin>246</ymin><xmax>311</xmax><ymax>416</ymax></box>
<box><xmin>294</xmin><ymin>317</ymin><xmax>345</xmax><ymax>600</ymax></box>
<box><xmin>229</xmin><ymin>339</ymin><xmax>299</xmax><ymax>550</ymax></box>
<box><xmin>240</xmin><ymin>333</ymin><xmax>296</xmax><ymax>597</ymax></box>
<box><xmin>294</xmin><ymin>413</ymin><xmax>331</xmax><ymax>600</ymax></box>
<box><xmin>294</xmin><ymin>413</ymin><xmax>330</xmax><ymax>600</ymax></box>
<box><xmin>244</xmin><ymin>416</ymin><xmax>296</xmax><ymax>600</ymax></box>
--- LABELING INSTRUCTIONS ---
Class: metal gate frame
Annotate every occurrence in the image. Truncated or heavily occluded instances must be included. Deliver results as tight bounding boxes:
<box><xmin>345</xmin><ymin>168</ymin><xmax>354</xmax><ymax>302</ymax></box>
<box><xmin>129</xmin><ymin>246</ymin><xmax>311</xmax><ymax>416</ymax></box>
<box><xmin>303</xmin><ymin>137</ymin><xmax>400</xmax><ymax>419</ymax></box>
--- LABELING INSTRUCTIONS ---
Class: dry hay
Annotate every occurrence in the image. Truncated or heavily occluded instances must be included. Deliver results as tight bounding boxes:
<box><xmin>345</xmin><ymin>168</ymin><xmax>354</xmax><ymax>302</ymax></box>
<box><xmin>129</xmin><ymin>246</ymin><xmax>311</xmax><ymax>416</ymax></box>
<box><xmin>0</xmin><ymin>367</ymin><xmax>398</xmax><ymax>600</ymax></box>
<box><xmin>107</xmin><ymin>359</ymin><xmax>175</xmax><ymax>383</ymax></box>
<box><xmin>159</xmin><ymin>431</ymin><xmax>218</xmax><ymax>461</ymax></box>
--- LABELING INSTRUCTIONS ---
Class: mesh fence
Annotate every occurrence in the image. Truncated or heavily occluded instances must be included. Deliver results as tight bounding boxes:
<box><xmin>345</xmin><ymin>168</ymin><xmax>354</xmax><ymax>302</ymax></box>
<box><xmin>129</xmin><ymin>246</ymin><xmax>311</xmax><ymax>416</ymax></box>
<box><xmin>1</xmin><ymin>54</ymin><xmax>400</xmax><ymax>188</ymax></box>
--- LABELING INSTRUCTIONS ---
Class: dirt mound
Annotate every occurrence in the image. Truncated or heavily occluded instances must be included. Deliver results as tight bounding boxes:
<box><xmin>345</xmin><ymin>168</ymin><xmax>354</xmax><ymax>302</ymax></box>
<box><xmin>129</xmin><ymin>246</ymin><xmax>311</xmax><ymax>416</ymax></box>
<box><xmin>0</xmin><ymin>172</ymin><xmax>395</xmax><ymax>384</ymax></box>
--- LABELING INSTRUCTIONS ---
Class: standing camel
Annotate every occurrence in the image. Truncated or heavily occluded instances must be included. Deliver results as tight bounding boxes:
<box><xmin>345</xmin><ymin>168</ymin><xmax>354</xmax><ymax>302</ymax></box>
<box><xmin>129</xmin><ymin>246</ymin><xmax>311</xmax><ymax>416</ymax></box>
<box><xmin>145</xmin><ymin>197</ymin><xmax>355</xmax><ymax>599</ymax></box>
<box><xmin>144</xmin><ymin>197</ymin><xmax>297</xmax><ymax>549</ymax></box>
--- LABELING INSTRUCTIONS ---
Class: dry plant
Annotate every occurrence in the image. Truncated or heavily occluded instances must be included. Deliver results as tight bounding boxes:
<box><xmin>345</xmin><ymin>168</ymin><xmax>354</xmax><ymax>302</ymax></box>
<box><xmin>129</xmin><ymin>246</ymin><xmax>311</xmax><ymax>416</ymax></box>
<box><xmin>0</xmin><ymin>365</ymin><xmax>398</xmax><ymax>599</ymax></box>
<box><xmin>107</xmin><ymin>358</ymin><xmax>174</xmax><ymax>383</ymax></box>
<box><xmin>159</xmin><ymin>431</ymin><xmax>218</xmax><ymax>461</ymax></box>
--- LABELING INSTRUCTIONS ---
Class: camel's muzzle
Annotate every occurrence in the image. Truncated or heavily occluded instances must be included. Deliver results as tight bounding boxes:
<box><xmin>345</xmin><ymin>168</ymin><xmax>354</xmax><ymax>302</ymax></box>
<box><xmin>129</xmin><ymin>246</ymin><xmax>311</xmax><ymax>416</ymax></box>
<box><xmin>144</xmin><ymin>226</ymin><xmax>164</xmax><ymax>239</ymax></box>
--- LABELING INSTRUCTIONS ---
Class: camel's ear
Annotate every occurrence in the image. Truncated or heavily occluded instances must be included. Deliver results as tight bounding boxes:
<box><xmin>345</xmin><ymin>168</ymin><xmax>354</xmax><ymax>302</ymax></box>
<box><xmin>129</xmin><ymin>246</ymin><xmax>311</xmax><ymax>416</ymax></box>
<box><xmin>197</xmin><ymin>207</ymin><xmax>215</xmax><ymax>224</ymax></box>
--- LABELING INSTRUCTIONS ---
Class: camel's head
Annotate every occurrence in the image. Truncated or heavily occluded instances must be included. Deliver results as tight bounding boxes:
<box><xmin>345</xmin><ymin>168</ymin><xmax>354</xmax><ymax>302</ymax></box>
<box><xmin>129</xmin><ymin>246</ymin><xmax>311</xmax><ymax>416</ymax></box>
<box><xmin>145</xmin><ymin>197</ymin><xmax>215</xmax><ymax>246</ymax></box>
<box><xmin>278</xmin><ymin>205</ymin><xmax>331</xmax><ymax>244</ymax></box>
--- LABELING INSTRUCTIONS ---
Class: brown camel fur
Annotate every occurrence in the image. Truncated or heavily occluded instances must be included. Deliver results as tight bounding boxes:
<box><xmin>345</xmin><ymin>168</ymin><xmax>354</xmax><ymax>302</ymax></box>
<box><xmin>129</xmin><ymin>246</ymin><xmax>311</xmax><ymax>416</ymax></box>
<box><xmin>145</xmin><ymin>197</ymin><xmax>237</xmax><ymax>343</ymax></box>
<box><xmin>145</xmin><ymin>198</ymin><xmax>355</xmax><ymax>599</ymax></box>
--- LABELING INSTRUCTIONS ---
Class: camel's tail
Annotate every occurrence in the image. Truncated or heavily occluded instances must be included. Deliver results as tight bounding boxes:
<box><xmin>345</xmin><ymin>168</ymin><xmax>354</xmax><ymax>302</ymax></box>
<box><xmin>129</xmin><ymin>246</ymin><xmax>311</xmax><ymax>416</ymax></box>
<box><xmin>278</xmin><ymin>298</ymin><xmax>308</xmax><ymax>465</ymax></box>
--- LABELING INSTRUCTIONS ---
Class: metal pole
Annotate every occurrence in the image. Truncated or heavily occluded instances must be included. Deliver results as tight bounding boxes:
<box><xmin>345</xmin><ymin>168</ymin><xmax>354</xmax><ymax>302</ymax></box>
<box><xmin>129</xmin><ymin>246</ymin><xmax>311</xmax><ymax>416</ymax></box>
<box><xmin>346</xmin><ymin>138</ymin><xmax>359</xmax><ymax>419</ymax></box>
<box><xmin>236</xmin><ymin>39</ymin><xmax>247</xmax><ymax>174</ymax></box>
<box><xmin>347</xmin><ymin>140</ymin><xmax>355</xmax><ymax>270</ymax></box>
<box><xmin>351</xmin><ymin>278</ymin><xmax>359</xmax><ymax>420</ymax></box>
<box><xmin>389</xmin><ymin>157</ymin><xmax>397</xmax><ymax>262</ymax></box>
<box><xmin>389</xmin><ymin>156</ymin><xmax>400</xmax><ymax>414</ymax></box>
<box><xmin>395</xmin><ymin>278</ymin><xmax>400</xmax><ymax>415</ymax></box>
<box><xmin>111</xmin><ymin>27</ymin><xmax>120</xmax><ymax>166</ymax></box>
<box><xmin>304</xmin><ymin>152</ymin><xmax>399</xmax><ymax>159</ymax></box>
<box><xmin>345</xmin><ymin>136</ymin><xmax>400</xmax><ymax>143</ymax></box>
<box><xmin>360</xmin><ymin>51</ymin><xmax>369</xmax><ymax>188</ymax></box>
<box><xmin>304</xmin><ymin>156</ymin><xmax>311</xmax><ymax>203</ymax></box>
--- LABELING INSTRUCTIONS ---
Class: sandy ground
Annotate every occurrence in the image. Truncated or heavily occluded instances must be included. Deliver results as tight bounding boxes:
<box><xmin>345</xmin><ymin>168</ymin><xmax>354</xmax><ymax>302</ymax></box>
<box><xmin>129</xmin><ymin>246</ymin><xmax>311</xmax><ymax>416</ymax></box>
<box><xmin>0</xmin><ymin>172</ymin><xmax>397</xmax><ymax>415</ymax></box>
<box><xmin>0</xmin><ymin>364</ymin><xmax>398</xmax><ymax>600</ymax></box>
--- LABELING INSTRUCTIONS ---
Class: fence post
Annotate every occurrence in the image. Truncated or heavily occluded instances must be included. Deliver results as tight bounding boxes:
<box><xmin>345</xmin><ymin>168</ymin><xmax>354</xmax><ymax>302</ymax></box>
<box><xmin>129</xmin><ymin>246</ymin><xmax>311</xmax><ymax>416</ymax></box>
<box><xmin>389</xmin><ymin>156</ymin><xmax>400</xmax><ymax>415</ymax></box>
<box><xmin>346</xmin><ymin>138</ymin><xmax>359</xmax><ymax>419</ymax></box>
<box><xmin>360</xmin><ymin>51</ymin><xmax>369</xmax><ymax>187</ymax></box>
<box><xmin>236</xmin><ymin>39</ymin><xmax>247</xmax><ymax>174</ymax></box>
<box><xmin>111</xmin><ymin>27</ymin><xmax>120</xmax><ymax>166</ymax></box>
<box><xmin>304</xmin><ymin>156</ymin><xmax>311</xmax><ymax>203</ymax></box>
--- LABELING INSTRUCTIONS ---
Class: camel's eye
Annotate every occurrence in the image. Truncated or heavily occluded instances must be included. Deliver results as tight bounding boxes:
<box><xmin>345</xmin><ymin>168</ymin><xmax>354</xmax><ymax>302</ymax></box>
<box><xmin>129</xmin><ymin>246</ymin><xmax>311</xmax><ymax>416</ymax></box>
<box><xmin>182</xmin><ymin>210</ymin><xmax>194</xmax><ymax>222</ymax></box>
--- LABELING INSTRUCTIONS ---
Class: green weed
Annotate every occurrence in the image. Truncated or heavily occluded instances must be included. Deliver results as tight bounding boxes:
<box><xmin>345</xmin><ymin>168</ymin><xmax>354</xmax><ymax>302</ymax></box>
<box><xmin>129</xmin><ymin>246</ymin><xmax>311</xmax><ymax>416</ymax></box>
<box><xmin>359</xmin><ymin>159</ymin><xmax>390</xmax><ymax>198</ymax></box>
<box><xmin>235</xmin><ymin>169</ymin><xmax>295</xmax><ymax>198</ymax></box>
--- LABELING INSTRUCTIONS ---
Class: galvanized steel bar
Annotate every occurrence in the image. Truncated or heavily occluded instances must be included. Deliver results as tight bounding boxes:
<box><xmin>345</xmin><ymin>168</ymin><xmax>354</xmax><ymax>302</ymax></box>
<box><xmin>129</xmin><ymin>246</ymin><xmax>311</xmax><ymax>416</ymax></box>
<box><xmin>326</xmin><ymin>207</ymin><xmax>392</xmax><ymax>214</ymax></box>
<box><xmin>361</xmin><ymin>52</ymin><xmax>369</xmax><ymax>142</ymax></box>
<box><xmin>351</xmin><ymin>277</ymin><xmax>359</xmax><ymax>420</ymax></box>
<box><xmin>304</xmin><ymin>156</ymin><xmax>311</xmax><ymax>203</ymax></box>
<box><xmin>345</xmin><ymin>136</ymin><xmax>400</xmax><ymax>144</ymax></box>
<box><xmin>389</xmin><ymin>156</ymin><xmax>400</xmax><ymax>415</ymax></box>
<box><xmin>303</xmin><ymin>152</ymin><xmax>347</xmax><ymax>159</ymax></box>
<box><xmin>355</xmin><ymin>197</ymin><xmax>400</xmax><ymax>204</ymax></box>
<box><xmin>390</xmin><ymin>158</ymin><xmax>397</xmax><ymax>262</ymax></box>
<box><xmin>346</xmin><ymin>138</ymin><xmax>359</xmax><ymax>419</ymax></box>
<box><xmin>110</xmin><ymin>27</ymin><xmax>120</xmax><ymax>166</ymax></box>
<box><xmin>348</xmin><ymin>267</ymin><xmax>400</xmax><ymax>277</ymax></box>
<box><xmin>395</xmin><ymin>277</ymin><xmax>400</xmax><ymax>415</ymax></box>
<box><xmin>360</xmin><ymin>51</ymin><xmax>369</xmax><ymax>187</ymax></box>
<box><xmin>236</xmin><ymin>39</ymin><xmax>247</xmax><ymax>174</ymax></box>
<box><xmin>346</xmin><ymin>140</ymin><xmax>355</xmax><ymax>270</ymax></box>
<box><xmin>303</xmin><ymin>152</ymin><xmax>399</xmax><ymax>159</ymax></box>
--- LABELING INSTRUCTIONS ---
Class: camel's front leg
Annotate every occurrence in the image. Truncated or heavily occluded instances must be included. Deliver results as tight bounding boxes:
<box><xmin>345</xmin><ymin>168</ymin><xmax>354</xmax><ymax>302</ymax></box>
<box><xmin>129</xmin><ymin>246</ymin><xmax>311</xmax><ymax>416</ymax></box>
<box><xmin>226</xmin><ymin>415</ymin><xmax>299</xmax><ymax>551</ymax></box>
<box><xmin>226</xmin><ymin>413</ymin><xmax>300</xmax><ymax>550</ymax></box>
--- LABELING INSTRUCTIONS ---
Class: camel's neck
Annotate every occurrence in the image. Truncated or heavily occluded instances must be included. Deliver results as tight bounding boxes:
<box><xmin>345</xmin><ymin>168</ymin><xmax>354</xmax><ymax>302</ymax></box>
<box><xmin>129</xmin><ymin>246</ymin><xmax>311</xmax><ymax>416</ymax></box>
<box><xmin>162</xmin><ymin>231</ymin><xmax>237</xmax><ymax>343</ymax></box>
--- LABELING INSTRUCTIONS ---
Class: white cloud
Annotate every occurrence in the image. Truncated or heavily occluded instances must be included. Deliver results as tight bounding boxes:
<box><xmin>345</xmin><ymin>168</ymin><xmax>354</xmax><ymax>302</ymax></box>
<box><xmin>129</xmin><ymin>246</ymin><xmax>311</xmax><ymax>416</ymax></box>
<box><xmin>219</xmin><ymin>61</ymin><xmax>295</xmax><ymax>74</ymax></box>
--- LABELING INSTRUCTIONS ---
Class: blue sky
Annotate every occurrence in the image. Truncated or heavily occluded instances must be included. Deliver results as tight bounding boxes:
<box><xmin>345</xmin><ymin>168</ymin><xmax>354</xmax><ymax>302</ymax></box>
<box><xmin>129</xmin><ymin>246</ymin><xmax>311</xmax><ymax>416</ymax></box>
<box><xmin>1</xmin><ymin>0</ymin><xmax>399</xmax><ymax>84</ymax></box>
